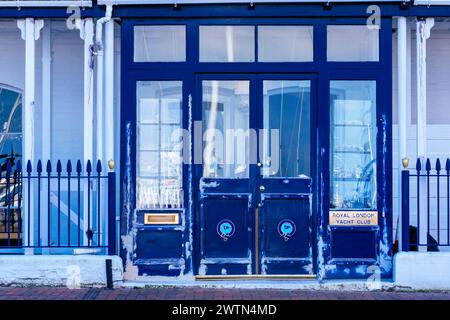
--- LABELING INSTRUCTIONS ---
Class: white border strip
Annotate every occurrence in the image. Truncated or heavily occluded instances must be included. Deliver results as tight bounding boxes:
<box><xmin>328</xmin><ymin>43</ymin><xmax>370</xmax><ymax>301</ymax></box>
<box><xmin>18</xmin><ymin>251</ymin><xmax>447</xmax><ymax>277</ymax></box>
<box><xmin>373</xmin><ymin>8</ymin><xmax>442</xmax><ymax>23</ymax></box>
<box><xmin>0</xmin><ymin>1</ymin><xmax>92</xmax><ymax>8</ymax></box>
<box><xmin>98</xmin><ymin>0</ymin><xmax>406</xmax><ymax>5</ymax></box>
<box><xmin>414</xmin><ymin>0</ymin><xmax>450</xmax><ymax>4</ymax></box>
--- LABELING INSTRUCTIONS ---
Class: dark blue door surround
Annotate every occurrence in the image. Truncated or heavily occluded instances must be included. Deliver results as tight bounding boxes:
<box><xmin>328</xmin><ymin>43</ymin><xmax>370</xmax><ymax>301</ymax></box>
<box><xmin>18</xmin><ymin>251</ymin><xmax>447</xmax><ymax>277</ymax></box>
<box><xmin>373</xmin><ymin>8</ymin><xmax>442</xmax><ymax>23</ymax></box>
<box><xmin>120</xmin><ymin>12</ymin><xmax>393</xmax><ymax>279</ymax></box>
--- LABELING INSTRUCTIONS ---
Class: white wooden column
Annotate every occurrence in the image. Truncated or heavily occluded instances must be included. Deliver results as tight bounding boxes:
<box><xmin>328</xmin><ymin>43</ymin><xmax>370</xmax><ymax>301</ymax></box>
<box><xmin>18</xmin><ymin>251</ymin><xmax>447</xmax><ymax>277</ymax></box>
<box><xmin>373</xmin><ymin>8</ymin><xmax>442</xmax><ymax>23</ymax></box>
<box><xmin>42</xmin><ymin>20</ymin><xmax>52</xmax><ymax>163</ymax></box>
<box><xmin>17</xmin><ymin>18</ymin><xmax>43</xmax><ymax>250</ymax></box>
<box><xmin>103</xmin><ymin>19</ymin><xmax>115</xmax><ymax>245</ymax></box>
<box><xmin>416</xmin><ymin>17</ymin><xmax>434</xmax><ymax>250</ymax></box>
<box><xmin>78</xmin><ymin>18</ymin><xmax>95</xmax><ymax>245</ymax></box>
<box><xmin>104</xmin><ymin>20</ymin><xmax>114</xmax><ymax>164</ymax></box>
<box><xmin>41</xmin><ymin>20</ymin><xmax>52</xmax><ymax>249</ymax></box>
<box><xmin>416</xmin><ymin>17</ymin><xmax>434</xmax><ymax>158</ymax></box>
<box><xmin>397</xmin><ymin>16</ymin><xmax>408</xmax><ymax>250</ymax></box>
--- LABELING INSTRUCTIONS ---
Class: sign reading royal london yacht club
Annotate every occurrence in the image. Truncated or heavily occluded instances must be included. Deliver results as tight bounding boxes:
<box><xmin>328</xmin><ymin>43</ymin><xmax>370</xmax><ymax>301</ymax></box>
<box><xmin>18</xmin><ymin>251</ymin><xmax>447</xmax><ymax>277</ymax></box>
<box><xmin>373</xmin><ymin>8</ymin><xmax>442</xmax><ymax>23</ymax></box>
<box><xmin>329</xmin><ymin>211</ymin><xmax>378</xmax><ymax>226</ymax></box>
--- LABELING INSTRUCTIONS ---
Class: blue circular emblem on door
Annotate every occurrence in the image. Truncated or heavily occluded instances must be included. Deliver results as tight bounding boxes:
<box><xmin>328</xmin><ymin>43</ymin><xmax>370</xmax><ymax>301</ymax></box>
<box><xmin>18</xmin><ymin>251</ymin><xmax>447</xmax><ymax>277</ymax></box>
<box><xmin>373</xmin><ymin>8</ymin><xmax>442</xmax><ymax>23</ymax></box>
<box><xmin>217</xmin><ymin>219</ymin><xmax>235</xmax><ymax>241</ymax></box>
<box><xmin>277</xmin><ymin>219</ymin><xmax>296</xmax><ymax>241</ymax></box>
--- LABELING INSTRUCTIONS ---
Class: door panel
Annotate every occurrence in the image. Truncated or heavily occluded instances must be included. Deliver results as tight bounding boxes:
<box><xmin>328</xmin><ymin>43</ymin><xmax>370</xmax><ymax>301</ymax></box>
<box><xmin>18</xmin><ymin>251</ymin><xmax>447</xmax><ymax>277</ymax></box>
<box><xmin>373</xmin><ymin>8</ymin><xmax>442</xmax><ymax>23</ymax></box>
<box><xmin>199</xmin><ymin>195</ymin><xmax>252</xmax><ymax>275</ymax></box>
<box><xmin>197</xmin><ymin>78</ymin><xmax>254</xmax><ymax>276</ymax></box>
<box><xmin>259</xmin><ymin>195</ymin><xmax>313</xmax><ymax>274</ymax></box>
<box><xmin>257</xmin><ymin>78</ymin><xmax>314</xmax><ymax>275</ymax></box>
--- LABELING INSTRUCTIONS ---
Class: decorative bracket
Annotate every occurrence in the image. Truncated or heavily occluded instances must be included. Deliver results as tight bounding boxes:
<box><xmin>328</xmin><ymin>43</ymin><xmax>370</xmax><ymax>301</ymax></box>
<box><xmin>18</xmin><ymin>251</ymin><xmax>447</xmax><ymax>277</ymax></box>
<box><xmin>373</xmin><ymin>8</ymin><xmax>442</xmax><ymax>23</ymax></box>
<box><xmin>34</xmin><ymin>19</ymin><xmax>44</xmax><ymax>40</ymax></box>
<box><xmin>16</xmin><ymin>18</ymin><xmax>44</xmax><ymax>40</ymax></box>
<box><xmin>17</xmin><ymin>19</ymin><xmax>26</xmax><ymax>40</ymax></box>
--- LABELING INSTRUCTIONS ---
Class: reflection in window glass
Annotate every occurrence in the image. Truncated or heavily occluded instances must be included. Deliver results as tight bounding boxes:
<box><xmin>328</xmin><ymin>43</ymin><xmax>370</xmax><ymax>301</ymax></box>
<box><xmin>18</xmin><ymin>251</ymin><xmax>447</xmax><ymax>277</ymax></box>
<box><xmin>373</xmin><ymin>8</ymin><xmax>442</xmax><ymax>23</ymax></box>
<box><xmin>0</xmin><ymin>86</ymin><xmax>22</xmax><ymax>244</ymax></box>
<box><xmin>199</xmin><ymin>26</ymin><xmax>255</xmax><ymax>62</ymax></box>
<box><xmin>258</xmin><ymin>26</ymin><xmax>313</xmax><ymax>62</ymax></box>
<box><xmin>202</xmin><ymin>80</ymin><xmax>250</xmax><ymax>178</ymax></box>
<box><xmin>134</xmin><ymin>25</ymin><xmax>186</xmax><ymax>62</ymax></box>
<box><xmin>0</xmin><ymin>86</ymin><xmax>22</xmax><ymax>161</ymax></box>
<box><xmin>262</xmin><ymin>80</ymin><xmax>311</xmax><ymax>177</ymax></box>
<box><xmin>329</xmin><ymin>81</ymin><xmax>377</xmax><ymax>210</ymax></box>
<box><xmin>327</xmin><ymin>25</ymin><xmax>379</xmax><ymax>62</ymax></box>
<box><xmin>136</xmin><ymin>81</ymin><xmax>183</xmax><ymax>209</ymax></box>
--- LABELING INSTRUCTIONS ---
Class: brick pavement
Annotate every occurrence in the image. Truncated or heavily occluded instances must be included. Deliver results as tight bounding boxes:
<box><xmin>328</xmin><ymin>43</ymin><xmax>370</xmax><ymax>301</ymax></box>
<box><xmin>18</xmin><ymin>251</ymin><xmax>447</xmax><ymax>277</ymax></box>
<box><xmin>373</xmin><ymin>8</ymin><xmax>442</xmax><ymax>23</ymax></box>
<box><xmin>0</xmin><ymin>286</ymin><xmax>449</xmax><ymax>300</ymax></box>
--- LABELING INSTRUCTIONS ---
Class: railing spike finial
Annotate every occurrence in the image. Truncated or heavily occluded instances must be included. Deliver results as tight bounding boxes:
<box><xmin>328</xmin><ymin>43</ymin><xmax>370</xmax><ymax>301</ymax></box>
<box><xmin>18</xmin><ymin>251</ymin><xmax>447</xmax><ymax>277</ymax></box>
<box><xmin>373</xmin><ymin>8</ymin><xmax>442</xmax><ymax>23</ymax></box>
<box><xmin>86</xmin><ymin>160</ymin><xmax>92</xmax><ymax>173</ymax></box>
<box><xmin>16</xmin><ymin>159</ymin><xmax>21</xmax><ymax>172</ymax></box>
<box><xmin>96</xmin><ymin>159</ymin><xmax>102</xmax><ymax>173</ymax></box>
<box><xmin>56</xmin><ymin>160</ymin><xmax>62</xmax><ymax>173</ymax></box>
<box><xmin>446</xmin><ymin>158</ymin><xmax>450</xmax><ymax>173</ymax></box>
<box><xmin>76</xmin><ymin>160</ymin><xmax>82</xmax><ymax>173</ymax></box>
<box><xmin>436</xmin><ymin>158</ymin><xmax>441</xmax><ymax>173</ymax></box>
<box><xmin>46</xmin><ymin>160</ymin><xmax>52</xmax><ymax>173</ymax></box>
<box><xmin>26</xmin><ymin>160</ymin><xmax>32</xmax><ymax>173</ymax></box>
<box><xmin>426</xmin><ymin>158</ymin><xmax>432</xmax><ymax>172</ymax></box>
<box><xmin>416</xmin><ymin>158</ymin><xmax>422</xmax><ymax>172</ymax></box>
<box><xmin>36</xmin><ymin>160</ymin><xmax>42</xmax><ymax>173</ymax></box>
<box><xmin>67</xmin><ymin>160</ymin><xmax>72</xmax><ymax>173</ymax></box>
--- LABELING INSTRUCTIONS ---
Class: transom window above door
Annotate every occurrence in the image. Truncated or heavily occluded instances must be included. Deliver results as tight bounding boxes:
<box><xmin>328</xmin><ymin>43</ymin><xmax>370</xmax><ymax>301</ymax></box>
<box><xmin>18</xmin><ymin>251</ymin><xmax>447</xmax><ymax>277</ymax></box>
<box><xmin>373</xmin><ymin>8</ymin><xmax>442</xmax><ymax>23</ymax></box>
<box><xmin>199</xmin><ymin>25</ymin><xmax>314</xmax><ymax>62</ymax></box>
<box><xmin>132</xmin><ymin>24</ymin><xmax>315</xmax><ymax>63</ymax></box>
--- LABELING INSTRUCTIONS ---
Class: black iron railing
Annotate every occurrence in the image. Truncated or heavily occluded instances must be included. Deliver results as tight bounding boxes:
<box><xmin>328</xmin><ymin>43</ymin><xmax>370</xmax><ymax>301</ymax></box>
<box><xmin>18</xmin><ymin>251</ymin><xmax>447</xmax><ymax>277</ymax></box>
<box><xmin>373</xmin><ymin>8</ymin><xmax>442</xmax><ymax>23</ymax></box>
<box><xmin>0</xmin><ymin>159</ymin><xmax>116</xmax><ymax>254</ymax></box>
<box><xmin>402</xmin><ymin>158</ymin><xmax>450</xmax><ymax>251</ymax></box>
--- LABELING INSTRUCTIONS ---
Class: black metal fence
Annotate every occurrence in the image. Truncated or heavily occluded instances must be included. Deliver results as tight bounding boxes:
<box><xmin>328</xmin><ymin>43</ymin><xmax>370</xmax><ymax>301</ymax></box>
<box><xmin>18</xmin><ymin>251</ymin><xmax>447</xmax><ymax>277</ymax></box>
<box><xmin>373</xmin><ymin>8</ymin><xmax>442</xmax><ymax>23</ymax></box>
<box><xmin>402</xmin><ymin>158</ymin><xmax>450</xmax><ymax>251</ymax></box>
<box><xmin>0</xmin><ymin>159</ymin><xmax>116</xmax><ymax>254</ymax></box>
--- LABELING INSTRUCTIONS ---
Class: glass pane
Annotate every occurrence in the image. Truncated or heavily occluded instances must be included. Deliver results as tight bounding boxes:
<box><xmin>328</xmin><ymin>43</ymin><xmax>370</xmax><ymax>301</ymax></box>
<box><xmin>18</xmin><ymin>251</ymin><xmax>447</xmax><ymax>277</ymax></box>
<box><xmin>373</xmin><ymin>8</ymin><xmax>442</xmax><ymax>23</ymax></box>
<box><xmin>137</xmin><ymin>177</ymin><xmax>183</xmax><ymax>209</ymax></box>
<box><xmin>202</xmin><ymin>80</ymin><xmax>250</xmax><ymax>178</ymax></box>
<box><xmin>137</xmin><ymin>178</ymin><xmax>159</xmax><ymax>209</ymax></box>
<box><xmin>329</xmin><ymin>81</ymin><xmax>377</xmax><ymax>210</ymax></box>
<box><xmin>327</xmin><ymin>25</ymin><xmax>379</xmax><ymax>62</ymax></box>
<box><xmin>138</xmin><ymin>151</ymin><xmax>159</xmax><ymax>177</ymax></box>
<box><xmin>199</xmin><ymin>26</ymin><xmax>255</xmax><ymax>62</ymax></box>
<box><xmin>161</xmin><ymin>99</ymin><xmax>182</xmax><ymax>124</ymax></box>
<box><xmin>0</xmin><ymin>87</ymin><xmax>22</xmax><ymax>134</ymax></box>
<box><xmin>161</xmin><ymin>151</ymin><xmax>183</xmax><ymax>177</ymax></box>
<box><xmin>134</xmin><ymin>25</ymin><xmax>186</xmax><ymax>62</ymax></box>
<box><xmin>139</xmin><ymin>98</ymin><xmax>159</xmax><ymax>124</ymax></box>
<box><xmin>0</xmin><ymin>86</ymin><xmax>22</xmax><ymax>167</ymax></box>
<box><xmin>138</xmin><ymin>125</ymin><xmax>159</xmax><ymax>151</ymax></box>
<box><xmin>136</xmin><ymin>81</ymin><xmax>183</xmax><ymax>209</ymax></box>
<box><xmin>0</xmin><ymin>134</ymin><xmax>22</xmax><ymax>158</ymax></box>
<box><xmin>262</xmin><ymin>80</ymin><xmax>311</xmax><ymax>177</ymax></box>
<box><xmin>258</xmin><ymin>26</ymin><xmax>313</xmax><ymax>62</ymax></box>
<box><xmin>161</xmin><ymin>125</ymin><xmax>182</xmax><ymax>151</ymax></box>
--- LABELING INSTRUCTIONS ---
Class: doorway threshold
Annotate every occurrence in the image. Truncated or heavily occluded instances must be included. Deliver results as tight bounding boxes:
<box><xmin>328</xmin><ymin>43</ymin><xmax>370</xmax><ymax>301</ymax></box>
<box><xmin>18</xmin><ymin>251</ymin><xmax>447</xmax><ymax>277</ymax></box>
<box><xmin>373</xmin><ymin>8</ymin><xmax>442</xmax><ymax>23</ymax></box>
<box><xmin>195</xmin><ymin>274</ymin><xmax>317</xmax><ymax>281</ymax></box>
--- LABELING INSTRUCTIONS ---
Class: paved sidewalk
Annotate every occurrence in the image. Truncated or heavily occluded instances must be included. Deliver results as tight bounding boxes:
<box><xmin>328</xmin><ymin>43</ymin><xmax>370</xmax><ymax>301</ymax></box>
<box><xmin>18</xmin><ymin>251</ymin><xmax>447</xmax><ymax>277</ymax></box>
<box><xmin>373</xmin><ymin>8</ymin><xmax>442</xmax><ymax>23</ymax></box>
<box><xmin>0</xmin><ymin>287</ymin><xmax>450</xmax><ymax>300</ymax></box>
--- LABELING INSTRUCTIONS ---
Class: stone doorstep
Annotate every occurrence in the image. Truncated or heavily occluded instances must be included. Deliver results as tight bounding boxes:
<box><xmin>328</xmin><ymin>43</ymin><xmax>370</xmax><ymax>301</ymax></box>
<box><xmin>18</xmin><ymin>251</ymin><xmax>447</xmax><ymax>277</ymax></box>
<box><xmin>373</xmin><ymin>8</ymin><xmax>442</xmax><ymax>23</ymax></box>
<box><xmin>118</xmin><ymin>278</ymin><xmax>398</xmax><ymax>291</ymax></box>
<box><xmin>394</xmin><ymin>251</ymin><xmax>450</xmax><ymax>291</ymax></box>
<box><xmin>0</xmin><ymin>255</ymin><xmax>124</xmax><ymax>287</ymax></box>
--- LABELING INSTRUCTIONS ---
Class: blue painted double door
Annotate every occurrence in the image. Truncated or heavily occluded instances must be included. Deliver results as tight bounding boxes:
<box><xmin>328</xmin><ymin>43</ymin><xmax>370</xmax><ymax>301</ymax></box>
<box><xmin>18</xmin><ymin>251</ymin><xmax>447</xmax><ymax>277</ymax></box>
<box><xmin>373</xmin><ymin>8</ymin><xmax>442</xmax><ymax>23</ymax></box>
<box><xmin>196</xmin><ymin>74</ymin><xmax>316</xmax><ymax>276</ymax></box>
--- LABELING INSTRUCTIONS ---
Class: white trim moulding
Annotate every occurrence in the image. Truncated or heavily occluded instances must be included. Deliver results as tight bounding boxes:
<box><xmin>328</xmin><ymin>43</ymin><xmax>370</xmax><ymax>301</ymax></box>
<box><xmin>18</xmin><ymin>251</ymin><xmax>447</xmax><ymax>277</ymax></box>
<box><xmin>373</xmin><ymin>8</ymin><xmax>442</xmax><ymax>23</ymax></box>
<box><xmin>98</xmin><ymin>0</ymin><xmax>405</xmax><ymax>5</ymax></box>
<box><xmin>0</xmin><ymin>1</ymin><xmax>92</xmax><ymax>8</ymax></box>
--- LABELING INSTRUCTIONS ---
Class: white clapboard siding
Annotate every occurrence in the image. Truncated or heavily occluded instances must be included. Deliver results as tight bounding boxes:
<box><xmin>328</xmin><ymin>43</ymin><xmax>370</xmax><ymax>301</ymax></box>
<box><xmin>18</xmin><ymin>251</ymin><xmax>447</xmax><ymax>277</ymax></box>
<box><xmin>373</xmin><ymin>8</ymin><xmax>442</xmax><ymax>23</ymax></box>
<box><xmin>50</xmin><ymin>22</ymin><xmax>84</xmax><ymax>164</ymax></box>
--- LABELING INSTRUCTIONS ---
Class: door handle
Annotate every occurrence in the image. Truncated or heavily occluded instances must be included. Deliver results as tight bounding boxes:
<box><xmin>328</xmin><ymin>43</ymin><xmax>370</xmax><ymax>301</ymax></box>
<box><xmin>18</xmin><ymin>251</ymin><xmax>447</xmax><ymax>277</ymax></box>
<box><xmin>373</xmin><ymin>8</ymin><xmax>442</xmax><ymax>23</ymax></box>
<box><xmin>257</xmin><ymin>162</ymin><xmax>262</xmax><ymax>167</ymax></box>
<box><xmin>259</xmin><ymin>185</ymin><xmax>265</xmax><ymax>192</ymax></box>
